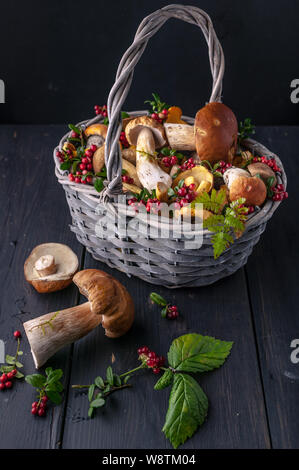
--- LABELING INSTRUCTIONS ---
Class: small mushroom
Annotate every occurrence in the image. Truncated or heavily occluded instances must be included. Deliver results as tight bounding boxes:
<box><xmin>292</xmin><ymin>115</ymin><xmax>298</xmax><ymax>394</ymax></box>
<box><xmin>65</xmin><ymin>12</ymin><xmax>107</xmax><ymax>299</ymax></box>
<box><xmin>23</xmin><ymin>269</ymin><xmax>135</xmax><ymax>368</ymax></box>
<box><xmin>84</xmin><ymin>123</ymin><xmax>108</xmax><ymax>149</ymax></box>
<box><xmin>172</xmin><ymin>165</ymin><xmax>213</xmax><ymax>195</ymax></box>
<box><xmin>93</xmin><ymin>145</ymin><xmax>106</xmax><ymax>173</ymax></box>
<box><xmin>125</xmin><ymin>116</ymin><xmax>172</xmax><ymax>191</ymax></box>
<box><xmin>156</xmin><ymin>182</ymin><xmax>169</xmax><ymax>202</ymax></box>
<box><xmin>24</xmin><ymin>243</ymin><xmax>79</xmax><ymax>293</ymax></box>
<box><xmin>229</xmin><ymin>176</ymin><xmax>267</xmax><ymax>206</ymax></box>
<box><xmin>122</xmin><ymin>158</ymin><xmax>141</xmax><ymax>187</ymax></box>
<box><xmin>247</xmin><ymin>162</ymin><xmax>277</xmax><ymax>186</ymax></box>
<box><xmin>122</xmin><ymin>146</ymin><xmax>136</xmax><ymax>164</ymax></box>
<box><xmin>194</xmin><ymin>102</ymin><xmax>238</xmax><ymax>163</ymax></box>
<box><xmin>223</xmin><ymin>167</ymin><xmax>250</xmax><ymax>189</ymax></box>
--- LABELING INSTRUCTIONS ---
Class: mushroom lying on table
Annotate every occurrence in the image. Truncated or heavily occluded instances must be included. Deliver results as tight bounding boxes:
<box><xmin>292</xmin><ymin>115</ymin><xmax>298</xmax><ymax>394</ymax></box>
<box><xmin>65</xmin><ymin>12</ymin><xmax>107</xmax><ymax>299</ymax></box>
<box><xmin>23</xmin><ymin>269</ymin><xmax>135</xmax><ymax>368</ymax></box>
<box><xmin>24</xmin><ymin>243</ymin><xmax>79</xmax><ymax>293</ymax></box>
<box><xmin>125</xmin><ymin>116</ymin><xmax>172</xmax><ymax>191</ymax></box>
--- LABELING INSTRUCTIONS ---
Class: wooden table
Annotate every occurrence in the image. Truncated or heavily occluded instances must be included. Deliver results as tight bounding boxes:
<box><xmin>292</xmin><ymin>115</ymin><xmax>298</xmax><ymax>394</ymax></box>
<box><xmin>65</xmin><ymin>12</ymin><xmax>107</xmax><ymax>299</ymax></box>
<box><xmin>0</xmin><ymin>125</ymin><xmax>298</xmax><ymax>449</ymax></box>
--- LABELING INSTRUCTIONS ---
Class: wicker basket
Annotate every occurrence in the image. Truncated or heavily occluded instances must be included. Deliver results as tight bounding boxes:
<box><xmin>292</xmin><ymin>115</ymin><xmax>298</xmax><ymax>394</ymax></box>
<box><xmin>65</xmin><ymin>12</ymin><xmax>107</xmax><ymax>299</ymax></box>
<box><xmin>54</xmin><ymin>4</ymin><xmax>287</xmax><ymax>288</ymax></box>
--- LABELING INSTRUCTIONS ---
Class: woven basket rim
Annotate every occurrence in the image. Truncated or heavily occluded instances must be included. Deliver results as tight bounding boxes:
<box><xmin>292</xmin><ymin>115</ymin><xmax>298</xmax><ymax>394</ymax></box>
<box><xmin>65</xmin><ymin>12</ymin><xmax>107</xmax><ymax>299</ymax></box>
<box><xmin>54</xmin><ymin>111</ymin><xmax>287</xmax><ymax>233</ymax></box>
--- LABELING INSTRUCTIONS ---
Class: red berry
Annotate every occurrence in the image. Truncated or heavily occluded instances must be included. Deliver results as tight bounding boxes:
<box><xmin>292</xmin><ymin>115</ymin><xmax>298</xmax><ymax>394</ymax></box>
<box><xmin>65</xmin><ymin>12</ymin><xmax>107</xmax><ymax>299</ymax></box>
<box><xmin>85</xmin><ymin>149</ymin><xmax>93</xmax><ymax>158</ymax></box>
<box><xmin>86</xmin><ymin>176</ymin><xmax>93</xmax><ymax>184</ymax></box>
<box><xmin>170</xmin><ymin>156</ymin><xmax>178</xmax><ymax>166</ymax></box>
<box><xmin>148</xmin><ymin>351</ymin><xmax>157</xmax><ymax>359</ymax></box>
<box><xmin>32</xmin><ymin>401</ymin><xmax>39</xmax><ymax>408</ymax></box>
<box><xmin>151</xmin><ymin>113</ymin><xmax>158</xmax><ymax>120</ymax></box>
<box><xmin>147</xmin><ymin>359</ymin><xmax>155</xmax><ymax>367</ymax></box>
<box><xmin>38</xmin><ymin>408</ymin><xmax>46</xmax><ymax>417</ymax></box>
<box><xmin>188</xmin><ymin>183</ymin><xmax>196</xmax><ymax>191</ymax></box>
<box><xmin>0</xmin><ymin>383</ymin><xmax>5</xmax><ymax>391</ymax></box>
<box><xmin>153</xmin><ymin>368</ymin><xmax>160</xmax><ymax>374</ymax></box>
<box><xmin>7</xmin><ymin>372</ymin><xmax>14</xmax><ymax>380</ymax></box>
<box><xmin>162</xmin><ymin>108</ymin><xmax>168</xmax><ymax>115</ymax></box>
<box><xmin>11</xmin><ymin>369</ymin><xmax>17</xmax><ymax>376</ymax></box>
<box><xmin>79</xmin><ymin>163</ymin><xmax>86</xmax><ymax>171</ymax></box>
<box><xmin>90</xmin><ymin>144</ymin><xmax>97</xmax><ymax>153</ymax></box>
<box><xmin>0</xmin><ymin>374</ymin><xmax>8</xmax><ymax>383</ymax></box>
<box><xmin>14</xmin><ymin>330</ymin><xmax>21</xmax><ymax>339</ymax></box>
<box><xmin>162</xmin><ymin>157</ymin><xmax>171</xmax><ymax>167</ymax></box>
<box><xmin>220</xmin><ymin>161</ymin><xmax>226</xmax><ymax>167</ymax></box>
<box><xmin>180</xmin><ymin>198</ymin><xmax>188</xmax><ymax>206</ymax></box>
<box><xmin>68</xmin><ymin>173</ymin><xmax>75</xmax><ymax>182</ymax></box>
<box><xmin>178</xmin><ymin>187</ymin><xmax>187</xmax><ymax>197</ymax></box>
<box><xmin>70</xmin><ymin>130</ymin><xmax>78</xmax><ymax>138</ymax></box>
<box><xmin>5</xmin><ymin>381</ymin><xmax>12</xmax><ymax>389</ymax></box>
<box><xmin>31</xmin><ymin>407</ymin><xmax>38</xmax><ymax>415</ymax></box>
<box><xmin>75</xmin><ymin>177</ymin><xmax>81</xmax><ymax>184</ymax></box>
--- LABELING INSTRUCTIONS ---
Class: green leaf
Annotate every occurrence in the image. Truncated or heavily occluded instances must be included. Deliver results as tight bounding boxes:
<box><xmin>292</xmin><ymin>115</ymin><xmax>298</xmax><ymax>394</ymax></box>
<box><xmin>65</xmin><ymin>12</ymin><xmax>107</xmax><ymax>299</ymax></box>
<box><xmin>90</xmin><ymin>397</ymin><xmax>105</xmax><ymax>408</ymax></box>
<box><xmin>60</xmin><ymin>161</ymin><xmax>71</xmax><ymax>171</ymax></box>
<box><xmin>150</xmin><ymin>292</ymin><xmax>167</xmax><ymax>307</ymax></box>
<box><xmin>88</xmin><ymin>407</ymin><xmax>94</xmax><ymax>418</ymax></box>
<box><xmin>95</xmin><ymin>376</ymin><xmax>105</xmax><ymax>389</ymax></box>
<box><xmin>154</xmin><ymin>369</ymin><xmax>173</xmax><ymax>390</ymax></box>
<box><xmin>46</xmin><ymin>390</ymin><xmax>62</xmax><ymax>405</ymax></box>
<box><xmin>47</xmin><ymin>369</ymin><xmax>63</xmax><ymax>383</ymax></box>
<box><xmin>161</xmin><ymin>306</ymin><xmax>168</xmax><ymax>318</ymax></box>
<box><xmin>168</xmin><ymin>333</ymin><xmax>233</xmax><ymax>373</ymax></box>
<box><xmin>121</xmin><ymin>111</ymin><xmax>130</xmax><ymax>119</ymax></box>
<box><xmin>45</xmin><ymin>367</ymin><xmax>53</xmax><ymax>375</ymax></box>
<box><xmin>94</xmin><ymin>177</ymin><xmax>104</xmax><ymax>193</ymax></box>
<box><xmin>88</xmin><ymin>384</ymin><xmax>95</xmax><ymax>402</ymax></box>
<box><xmin>211</xmin><ymin>232</ymin><xmax>234</xmax><ymax>259</ymax></box>
<box><xmin>46</xmin><ymin>380</ymin><xmax>63</xmax><ymax>393</ymax></box>
<box><xmin>25</xmin><ymin>374</ymin><xmax>47</xmax><ymax>388</ymax></box>
<box><xmin>17</xmin><ymin>351</ymin><xmax>23</xmax><ymax>356</ymax></box>
<box><xmin>113</xmin><ymin>374</ymin><xmax>122</xmax><ymax>387</ymax></box>
<box><xmin>5</xmin><ymin>355</ymin><xmax>16</xmax><ymax>365</ymax></box>
<box><xmin>68</xmin><ymin>123</ymin><xmax>81</xmax><ymax>135</ymax></box>
<box><xmin>0</xmin><ymin>365</ymin><xmax>14</xmax><ymax>373</ymax></box>
<box><xmin>162</xmin><ymin>374</ymin><xmax>208</xmax><ymax>449</ymax></box>
<box><xmin>15</xmin><ymin>361</ymin><xmax>23</xmax><ymax>368</ymax></box>
<box><xmin>123</xmin><ymin>375</ymin><xmax>130</xmax><ymax>384</ymax></box>
<box><xmin>106</xmin><ymin>366</ymin><xmax>114</xmax><ymax>386</ymax></box>
<box><xmin>15</xmin><ymin>371</ymin><xmax>24</xmax><ymax>379</ymax></box>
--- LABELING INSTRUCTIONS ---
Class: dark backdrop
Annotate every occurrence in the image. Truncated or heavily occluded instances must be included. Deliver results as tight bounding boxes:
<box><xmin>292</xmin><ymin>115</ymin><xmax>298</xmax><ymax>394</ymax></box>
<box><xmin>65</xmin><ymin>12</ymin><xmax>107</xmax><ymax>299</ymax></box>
<box><xmin>1</xmin><ymin>0</ymin><xmax>299</xmax><ymax>125</ymax></box>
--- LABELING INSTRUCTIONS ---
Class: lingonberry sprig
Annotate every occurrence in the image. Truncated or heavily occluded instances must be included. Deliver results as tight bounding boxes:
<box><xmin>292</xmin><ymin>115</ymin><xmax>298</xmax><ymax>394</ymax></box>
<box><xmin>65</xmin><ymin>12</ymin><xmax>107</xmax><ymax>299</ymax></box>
<box><xmin>0</xmin><ymin>332</ymin><xmax>24</xmax><ymax>386</ymax></box>
<box><xmin>25</xmin><ymin>367</ymin><xmax>64</xmax><ymax>417</ymax></box>
<box><xmin>150</xmin><ymin>292</ymin><xmax>179</xmax><ymax>320</ymax></box>
<box><xmin>145</xmin><ymin>93</ymin><xmax>170</xmax><ymax>123</ymax></box>
<box><xmin>159</xmin><ymin>147</ymin><xmax>184</xmax><ymax>168</ymax></box>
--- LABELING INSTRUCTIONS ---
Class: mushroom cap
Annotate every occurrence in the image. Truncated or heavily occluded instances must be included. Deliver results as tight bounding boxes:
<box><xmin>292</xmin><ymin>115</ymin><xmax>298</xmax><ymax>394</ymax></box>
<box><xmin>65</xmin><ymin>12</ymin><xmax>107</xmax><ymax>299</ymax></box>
<box><xmin>194</xmin><ymin>102</ymin><xmax>238</xmax><ymax>163</ymax></box>
<box><xmin>125</xmin><ymin>116</ymin><xmax>166</xmax><ymax>148</ymax></box>
<box><xmin>172</xmin><ymin>165</ymin><xmax>213</xmax><ymax>191</ymax></box>
<box><xmin>24</xmin><ymin>243</ymin><xmax>79</xmax><ymax>293</ymax></box>
<box><xmin>247</xmin><ymin>162</ymin><xmax>277</xmax><ymax>186</ymax></box>
<box><xmin>229</xmin><ymin>176</ymin><xmax>267</xmax><ymax>206</ymax></box>
<box><xmin>223</xmin><ymin>167</ymin><xmax>250</xmax><ymax>189</ymax></box>
<box><xmin>84</xmin><ymin>123</ymin><xmax>108</xmax><ymax>139</ymax></box>
<box><xmin>73</xmin><ymin>269</ymin><xmax>134</xmax><ymax>338</ymax></box>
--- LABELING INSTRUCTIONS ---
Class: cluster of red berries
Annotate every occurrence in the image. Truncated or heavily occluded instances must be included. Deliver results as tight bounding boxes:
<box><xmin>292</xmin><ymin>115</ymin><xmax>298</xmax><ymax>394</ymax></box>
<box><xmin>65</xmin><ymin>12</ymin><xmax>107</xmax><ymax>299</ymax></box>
<box><xmin>151</xmin><ymin>108</ymin><xmax>169</xmax><ymax>124</ymax></box>
<box><xmin>122</xmin><ymin>175</ymin><xmax>134</xmax><ymax>184</ymax></box>
<box><xmin>166</xmin><ymin>305</ymin><xmax>179</xmax><ymax>319</ymax></box>
<box><xmin>252</xmin><ymin>156</ymin><xmax>281</xmax><ymax>173</ymax></box>
<box><xmin>94</xmin><ymin>104</ymin><xmax>108</xmax><ymax>117</ymax></box>
<box><xmin>31</xmin><ymin>396</ymin><xmax>48</xmax><ymax>417</ymax></box>
<box><xmin>120</xmin><ymin>131</ymin><xmax>130</xmax><ymax>148</ymax></box>
<box><xmin>137</xmin><ymin>347</ymin><xmax>165</xmax><ymax>374</ymax></box>
<box><xmin>68</xmin><ymin>144</ymin><xmax>98</xmax><ymax>185</ymax></box>
<box><xmin>56</xmin><ymin>149</ymin><xmax>65</xmax><ymax>164</ymax></box>
<box><xmin>0</xmin><ymin>369</ymin><xmax>17</xmax><ymax>391</ymax></box>
<box><xmin>127</xmin><ymin>197</ymin><xmax>162</xmax><ymax>214</ymax></box>
<box><xmin>162</xmin><ymin>154</ymin><xmax>178</xmax><ymax>168</ymax></box>
<box><xmin>272</xmin><ymin>183</ymin><xmax>288</xmax><ymax>201</ymax></box>
<box><xmin>174</xmin><ymin>182</ymin><xmax>196</xmax><ymax>208</ymax></box>
<box><xmin>180</xmin><ymin>158</ymin><xmax>196</xmax><ymax>172</ymax></box>
<box><xmin>217</xmin><ymin>161</ymin><xmax>233</xmax><ymax>175</ymax></box>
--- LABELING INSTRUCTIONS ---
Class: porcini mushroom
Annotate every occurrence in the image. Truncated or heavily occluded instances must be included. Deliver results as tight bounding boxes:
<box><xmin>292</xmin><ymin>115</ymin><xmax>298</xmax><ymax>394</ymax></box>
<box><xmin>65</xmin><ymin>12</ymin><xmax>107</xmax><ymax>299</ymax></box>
<box><xmin>223</xmin><ymin>167</ymin><xmax>250</xmax><ymax>189</ymax></box>
<box><xmin>229</xmin><ymin>176</ymin><xmax>267</xmax><ymax>206</ymax></box>
<box><xmin>125</xmin><ymin>116</ymin><xmax>172</xmax><ymax>191</ymax></box>
<box><xmin>24</xmin><ymin>243</ymin><xmax>79</xmax><ymax>293</ymax></box>
<box><xmin>247</xmin><ymin>162</ymin><xmax>277</xmax><ymax>186</ymax></box>
<box><xmin>23</xmin><ymin>269</ymin><xmax>135</xmax><ymax>368</ymax></box>
<box><xmin>84</xmin><ymin>123</ymin><xmax>108</xmax><ymax>149</ymax></box>
<box><xmin>164</xmin><ymin>123</ymin><xmax>196</xmax><ymax>151</ymax></box>
<box><xmin>195</xmin><ymin>102</ymin><xmax>238</xmax><ymax>163</ymax></box>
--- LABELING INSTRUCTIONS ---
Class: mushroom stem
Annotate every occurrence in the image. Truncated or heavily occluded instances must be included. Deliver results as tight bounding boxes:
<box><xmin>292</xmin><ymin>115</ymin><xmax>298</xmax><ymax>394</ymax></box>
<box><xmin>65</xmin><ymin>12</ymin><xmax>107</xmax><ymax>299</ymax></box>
<box><xmin>136</xmin><ymin>128</ymin><xmax>172</xmax><ymax>191</ymax></box>
<box><xmin>23</xmin><ymin>302</ymin><xmax>102</xmax><ymax>369</ymax></box>
<box><xmin>164</xmin><ymin>123</ymin><xmax>196</xmax><ymax>151</ymax></box>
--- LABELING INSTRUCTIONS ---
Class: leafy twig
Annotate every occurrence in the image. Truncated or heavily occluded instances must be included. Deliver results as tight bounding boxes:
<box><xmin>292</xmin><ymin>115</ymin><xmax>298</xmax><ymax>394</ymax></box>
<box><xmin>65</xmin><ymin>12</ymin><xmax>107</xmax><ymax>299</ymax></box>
<box><xmin>0</xmin><ymin>338</ymin><xmax>24</xmax><ymax>378</ymax></box>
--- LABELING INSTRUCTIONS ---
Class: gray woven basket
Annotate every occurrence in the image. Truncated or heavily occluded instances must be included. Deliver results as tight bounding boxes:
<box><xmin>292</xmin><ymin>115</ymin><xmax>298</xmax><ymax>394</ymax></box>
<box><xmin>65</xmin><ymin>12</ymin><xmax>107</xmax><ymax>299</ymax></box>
<box><xmin>54</xmin><ymin>4</ymin><xmax>287</xmax><ymax>288</ymax></box>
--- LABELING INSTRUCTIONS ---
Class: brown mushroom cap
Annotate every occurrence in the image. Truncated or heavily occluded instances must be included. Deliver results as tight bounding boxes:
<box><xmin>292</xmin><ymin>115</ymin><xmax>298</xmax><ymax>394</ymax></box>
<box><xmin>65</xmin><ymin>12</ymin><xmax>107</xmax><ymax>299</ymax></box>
<box><xmin>229</xmin><ymin>176</ymin><xmax>267</xmax><ymax>206</ymax></box>
<box><xmin>194</xmin><ymin>102</ymin><xmax>238</xmax><ymax>163</ymax></box>
<box><xmin>24</xmin><ymin>243</ymin><xmax>79</xmax><ymax>293</ymax></box>
<box><xmin>125</xmin><ymin>116</ymin><xmax>166</xmax><ymax>148</ymax></box>
<box><xmin>247</xmin><ymin>162</ymin><xmax>277</xmax><ymax>186</ymax></box>
<box><xmin>73</xmin><ymin>269</ymin><xmax>134</xmax><ymax>338</ymax></box>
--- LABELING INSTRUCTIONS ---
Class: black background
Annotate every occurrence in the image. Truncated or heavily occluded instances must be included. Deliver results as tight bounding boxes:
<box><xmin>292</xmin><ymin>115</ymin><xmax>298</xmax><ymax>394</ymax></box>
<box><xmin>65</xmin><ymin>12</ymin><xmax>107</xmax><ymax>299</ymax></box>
<box><xmin>1</xmin><ymin>0</ymin><xmax>299</xmax><ymax>125</ymax></box>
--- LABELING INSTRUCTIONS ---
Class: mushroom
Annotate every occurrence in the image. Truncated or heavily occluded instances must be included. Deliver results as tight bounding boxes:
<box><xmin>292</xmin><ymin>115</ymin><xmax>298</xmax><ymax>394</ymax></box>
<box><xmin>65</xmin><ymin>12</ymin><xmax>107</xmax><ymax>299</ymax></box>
<box><xmin>172</xmin><ymin>165</ymin><xmax>213</xmax><ymax>195</ymax></box>
<box><xmin>156</xmin><ymin>182</ymin><xmax>169</xmax><ymax>202</ymax></box>
<box><xmin>122</xmin><ymin>158</ymin><xmax>141</xmax><ymax>187</ymax></box>
<box><xmin>164</xmin><ymin>123</ymin><xmax>196</xmax><ymax>151</ymax></box>
<box><xmin>84</xmin><ymin>123</ymin><xmax>108</xmax><ymax>149</ymax></box>
<box><xmin>122</xmin><ymin>146</ymin><xmax>136</xmax><ymax>164</ymax></box>
<box><xmin>247</xmin><ymin>162</ymin><xmax>277</xmax><ymax>186</ymax></box>
<box><xmin>229</xmin><ymin>176</ymin><xmax>267</xmax><ymax>206</ymax></box>
<box><xmin>24</xmin><ymin>243</ymin><xmax>79</xmax><ymax>293</ymax></box>
<box><xmin>23</xmin><ymin>269</ymin><xmax>135</xmax><ymax>368</ymax></box>
<box><xmin>125</xmin><ymin>116</ymin><xmax>172</xmax><ymax>191</ymax></box>
<box><xmin>223</xmin><ymin>167</ymin><xmax>250</xmax><ymax>189</ymax></box>
<box><xmin>194</xmin><ymin>102</ymin><xmax>238</xmax><ymax>163</ymax></box>
<box><xmin>166</xmin><ymin>106</ymin><xmax>187</xmax><ymax>124</ymax></box>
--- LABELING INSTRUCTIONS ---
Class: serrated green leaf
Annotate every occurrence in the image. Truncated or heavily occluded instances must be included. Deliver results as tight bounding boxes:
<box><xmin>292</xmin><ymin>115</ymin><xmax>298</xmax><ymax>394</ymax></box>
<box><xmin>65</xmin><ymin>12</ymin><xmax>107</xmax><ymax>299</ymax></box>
<box><xmin>168</xmin><ymin>333</ymin><xmax>233</xmax><ymax>373</ymax></box>
<box><xmin>25</xmin><ymin>374</ymin><xmax>47</xmax><ymax>388</ymax></box>
<box><xmin>162</xmin><ymin>374</ymin><xmax>208</xmax><ymax>449</ymax></box>
<box><xmin>46</xmin><ymin>390</ymin><xmax>62</xmax><ymax>405</ymax></box>
<box><xmin>106</xmin><ymin>366</ymin><xmax>114</xmax><ymax>386</ymax></box>
<box><xmin>95</xmin><ymin>376</ymin><xmax>105</xmax><ymax>389</ymax></box>
<box><xmin>154</xmin><ymin>369</ymin><xmax>173</xmax><ymax>390</ymax></box>
<box><xmin>88</xmin><ymin>384</ymin><xmax>95</xmax><ymax>402</ymax></box>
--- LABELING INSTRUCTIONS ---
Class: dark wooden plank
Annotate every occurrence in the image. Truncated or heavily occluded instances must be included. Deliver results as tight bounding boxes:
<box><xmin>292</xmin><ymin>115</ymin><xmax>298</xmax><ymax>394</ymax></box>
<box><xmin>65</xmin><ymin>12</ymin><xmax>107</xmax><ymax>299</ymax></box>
<box><xmin>62</xmin><ymin>254</ymin><xmax>270</xmax><ymax>449</ymax></box>
<box><xmin>0</xmin><ymin>125</ymin><xmax>83</xmax><ymax>448</ymax></box>
<box><xmin>245</xmin><ymin>126</ymin><xmax>299</xmax><ymax>449</ymax></box>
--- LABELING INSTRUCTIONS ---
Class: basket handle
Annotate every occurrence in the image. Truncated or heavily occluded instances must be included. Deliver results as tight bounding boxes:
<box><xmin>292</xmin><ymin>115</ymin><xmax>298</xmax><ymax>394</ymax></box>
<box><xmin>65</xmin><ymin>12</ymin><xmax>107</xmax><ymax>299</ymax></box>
<box><xmin>104</xmin><ymin>4</ymin><xmax>225</xmax><ymax>198</ymax></box>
